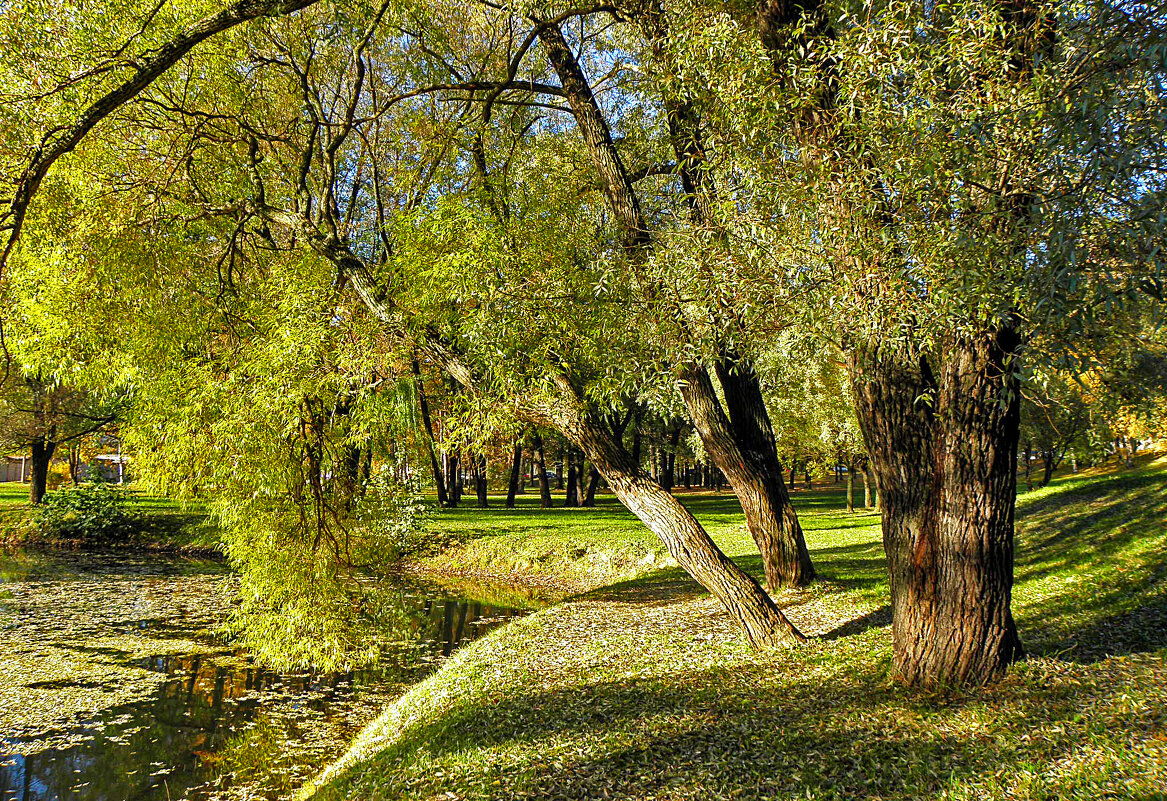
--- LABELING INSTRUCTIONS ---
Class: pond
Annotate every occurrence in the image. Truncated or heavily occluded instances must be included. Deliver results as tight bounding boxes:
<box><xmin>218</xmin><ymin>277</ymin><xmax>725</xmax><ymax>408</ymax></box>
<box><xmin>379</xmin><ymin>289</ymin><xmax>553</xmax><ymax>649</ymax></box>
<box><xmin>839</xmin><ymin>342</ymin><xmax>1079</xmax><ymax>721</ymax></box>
<box><xmin>0</xmin><ymin>550</ymin><xmax>531</xmax><ymax>801</ymax></box>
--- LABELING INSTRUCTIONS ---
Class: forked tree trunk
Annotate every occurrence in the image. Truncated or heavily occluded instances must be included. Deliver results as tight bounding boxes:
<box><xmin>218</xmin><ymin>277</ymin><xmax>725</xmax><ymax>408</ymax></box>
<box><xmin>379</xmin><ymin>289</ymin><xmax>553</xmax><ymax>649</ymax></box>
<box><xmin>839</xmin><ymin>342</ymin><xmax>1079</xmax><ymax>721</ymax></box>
<box><xmin>681</xmin><ymin>364</ymin><xmax>815</xmax><ymax>588</ymax></box>
<box><xmin>849</xmin><ymin>330</ymin><xmax>1025</xmax><ymax>688</ymax></box>
<box><xmin>545</xmin><ymin>376</ymin><xmax>804</xmax><ymax>648</ymax></box>
<box><xmin>531</xmin><ymin>432</ymin><xmax>553</xmax><ymax>508</ymax></box>
<box><xmin>506</xmin><ymin>442</ymin><xmax>523</xmax><ymax>508</ymax></box>
<box><xmin>29</xmin><ymin>439</ymin><xmax>55</xmax><ymax>505</ymax></box>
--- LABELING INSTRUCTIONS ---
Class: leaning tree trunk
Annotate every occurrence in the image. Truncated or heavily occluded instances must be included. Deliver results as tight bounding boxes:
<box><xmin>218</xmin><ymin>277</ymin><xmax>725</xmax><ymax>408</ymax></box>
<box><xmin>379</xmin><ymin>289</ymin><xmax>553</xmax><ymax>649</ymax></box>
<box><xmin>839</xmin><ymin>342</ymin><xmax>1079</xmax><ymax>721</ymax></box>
<box><xmin>544</xmin><ymin>376</ymin><xmax>805</xmax><ymax>648</ymax></box>
<box><xmin>849</xmin><ymin>330</ymin><xmax>1025</xmax><ymax>689</ymax></box>
<box><xmin>531</xmin><ymin>432</ymin><xmax>553</xmax><ymax>508</ymax></box>
<box><xmin>29</xmin><ymin>439</ymin><xmax>56</xmax><ymax>505</ymax></box>
<box><xmin>681</xmin><ymin>364</ymin><xmax>815</xmax><ymax>589</ymax></box>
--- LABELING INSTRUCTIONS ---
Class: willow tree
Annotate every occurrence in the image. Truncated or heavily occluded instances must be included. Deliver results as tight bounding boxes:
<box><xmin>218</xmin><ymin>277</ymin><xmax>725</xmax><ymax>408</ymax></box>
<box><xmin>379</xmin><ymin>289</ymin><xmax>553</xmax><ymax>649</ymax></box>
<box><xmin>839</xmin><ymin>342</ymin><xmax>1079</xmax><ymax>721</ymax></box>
<box><xmin>1</xmin><ymin>0</ymin><xmax>805</xmax><ymax>646</ymax></box>
<box><xmin>667</xmin><ymin>0</ymin><xmax>1167</xmax><ymax>685</ymax></box>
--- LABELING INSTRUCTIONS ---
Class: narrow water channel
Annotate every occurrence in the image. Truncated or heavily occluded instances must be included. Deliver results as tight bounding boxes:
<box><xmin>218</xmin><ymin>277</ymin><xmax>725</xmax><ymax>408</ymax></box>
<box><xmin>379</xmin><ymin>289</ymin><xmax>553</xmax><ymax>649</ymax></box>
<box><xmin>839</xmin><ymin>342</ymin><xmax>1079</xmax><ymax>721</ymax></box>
<box><xmin>0</xmin><ymin>550</ymin><xmax>529</xmax><ymax>801</ymax></box>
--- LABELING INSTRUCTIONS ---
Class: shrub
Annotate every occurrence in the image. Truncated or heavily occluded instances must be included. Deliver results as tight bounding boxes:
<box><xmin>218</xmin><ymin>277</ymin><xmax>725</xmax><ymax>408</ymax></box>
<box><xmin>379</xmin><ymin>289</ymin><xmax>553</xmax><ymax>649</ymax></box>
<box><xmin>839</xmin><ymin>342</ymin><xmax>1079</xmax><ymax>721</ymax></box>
<box><xmin>33</xmin><ymin>481</ymin><xmax>134</xmax><ymax>542</ymax></box>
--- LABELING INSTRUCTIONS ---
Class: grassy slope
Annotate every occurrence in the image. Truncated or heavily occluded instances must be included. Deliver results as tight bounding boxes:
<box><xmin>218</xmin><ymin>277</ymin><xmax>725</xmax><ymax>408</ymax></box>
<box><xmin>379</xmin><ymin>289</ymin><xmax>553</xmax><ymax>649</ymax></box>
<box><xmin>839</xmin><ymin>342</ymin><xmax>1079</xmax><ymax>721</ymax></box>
<box><xmin>305</xmin><ymin>458</ymin><xmax>1167</xmax><ymax>801</ymax></box>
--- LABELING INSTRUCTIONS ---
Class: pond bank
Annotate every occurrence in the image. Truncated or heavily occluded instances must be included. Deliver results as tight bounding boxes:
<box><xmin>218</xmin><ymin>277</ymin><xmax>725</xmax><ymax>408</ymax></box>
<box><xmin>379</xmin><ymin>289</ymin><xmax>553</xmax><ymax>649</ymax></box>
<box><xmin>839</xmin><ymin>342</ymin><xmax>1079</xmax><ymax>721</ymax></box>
<box><xmin>0</xmin><ymin>550</ymin><xmax>533</xmax><ymax>801</ymax></box>
<box><xmin>302</xmin><ymin>460</ymin><xmax>1167</xmax><ymax>800</ymax></box>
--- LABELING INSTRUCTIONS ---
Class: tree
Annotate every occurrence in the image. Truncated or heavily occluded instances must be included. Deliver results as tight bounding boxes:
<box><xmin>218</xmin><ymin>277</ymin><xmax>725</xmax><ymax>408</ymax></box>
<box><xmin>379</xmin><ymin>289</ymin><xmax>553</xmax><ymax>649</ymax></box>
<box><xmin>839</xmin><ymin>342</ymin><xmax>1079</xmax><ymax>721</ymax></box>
<box><xmin>2</xmin><ymin>0</ymin><xmax>806</xmax><ymax>647</ymax></box>
<box><xmin>713</xmin><ymin>0</ymin><xmax>1166</xmax><ymax>685</ymax></box>
<box><xmin>0</xmin><ymin>372</ymin><xmax>121</xmax><ymax>503</ymax></box>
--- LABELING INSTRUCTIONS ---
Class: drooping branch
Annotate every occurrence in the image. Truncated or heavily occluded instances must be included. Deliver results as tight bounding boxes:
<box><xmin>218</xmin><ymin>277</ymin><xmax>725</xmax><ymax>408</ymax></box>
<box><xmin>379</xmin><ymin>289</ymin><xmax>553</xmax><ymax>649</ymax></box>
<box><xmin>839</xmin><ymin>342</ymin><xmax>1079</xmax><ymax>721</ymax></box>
<box><xmin>1</xmin><ymin>0</ymin><xmax>323</xmax><ymax>272</ymax></box>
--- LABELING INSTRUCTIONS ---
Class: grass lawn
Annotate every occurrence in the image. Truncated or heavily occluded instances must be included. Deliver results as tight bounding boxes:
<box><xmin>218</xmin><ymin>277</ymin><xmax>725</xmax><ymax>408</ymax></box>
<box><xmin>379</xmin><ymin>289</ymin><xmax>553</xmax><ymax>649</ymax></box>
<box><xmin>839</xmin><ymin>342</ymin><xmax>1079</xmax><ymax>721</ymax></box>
<box><xmin>411</xmin><ymin>484</ymin><xmax>880</xmax><ymax>598</ymax></box>
<box><xmin>303</xmin><ymin>455</ymin><xmax>1167</xmax><ymax>801</ymax></box>
<box><xmin>0</xmin><ymin>482</ymin><xmax>217</xmax><ymax>550</ymax></box>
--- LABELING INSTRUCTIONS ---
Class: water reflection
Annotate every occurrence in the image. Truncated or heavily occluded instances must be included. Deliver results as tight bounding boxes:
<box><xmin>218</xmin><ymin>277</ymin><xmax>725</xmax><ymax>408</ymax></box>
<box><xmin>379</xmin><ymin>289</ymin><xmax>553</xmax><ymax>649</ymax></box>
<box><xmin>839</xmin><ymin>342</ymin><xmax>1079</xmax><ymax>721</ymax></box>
<box><xmin>0</xmin><ymin>551</ymin><xmax>527</xmax><ymax>801</ymax></box>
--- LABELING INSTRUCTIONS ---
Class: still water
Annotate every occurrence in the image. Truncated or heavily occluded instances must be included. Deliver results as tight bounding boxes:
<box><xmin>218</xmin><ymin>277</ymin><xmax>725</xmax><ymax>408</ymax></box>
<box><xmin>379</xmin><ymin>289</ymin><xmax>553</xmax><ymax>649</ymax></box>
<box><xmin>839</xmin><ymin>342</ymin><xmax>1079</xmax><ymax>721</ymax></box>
<box><xmin>0</xmin><ymin>550</ymin><xmax>528</xmax><ymax>801</ymax></box>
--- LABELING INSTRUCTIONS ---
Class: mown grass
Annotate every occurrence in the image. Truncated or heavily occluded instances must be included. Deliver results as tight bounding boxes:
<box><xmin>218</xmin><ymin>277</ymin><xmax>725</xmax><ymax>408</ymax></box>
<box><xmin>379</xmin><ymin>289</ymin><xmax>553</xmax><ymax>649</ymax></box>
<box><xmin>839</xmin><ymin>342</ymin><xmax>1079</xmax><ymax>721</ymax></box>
<box><xmin>0</xmin><ymin>482</ymin><xmax>217</xmax><ymax>550</ymax></box>
<box><xmin>305</xmin><ymin>456</ymin><xmax>1167</xmax><ymax>801</ymax></box>
<box><xmin>414</xmin><ymin>486</ymin><xmax>881</xmax><ymax>596</ymax></box>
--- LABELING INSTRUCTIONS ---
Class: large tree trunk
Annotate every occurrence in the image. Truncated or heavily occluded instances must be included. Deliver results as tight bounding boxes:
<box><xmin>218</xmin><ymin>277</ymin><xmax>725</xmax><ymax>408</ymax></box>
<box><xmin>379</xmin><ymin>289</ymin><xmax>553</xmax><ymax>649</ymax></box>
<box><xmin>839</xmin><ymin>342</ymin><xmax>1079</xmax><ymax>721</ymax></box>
<box><xmin>531</xmin><ymin>432</ymin><xmax>553</xmax><ymax>508</ymax></box>
<box><xmin>846</xmin><ymin>461</ymin><xmax>855</xmax><ymax>513</ymax></box>
<box><xmin>681</xmin><ymin>364</ymin><xmax>815</xmax><ymax>588</ymax></box>
<box><xmin>506</xmin><ymin>442</ymin><xmax>523</xmax><ymax>508</ymax></box>
<box><xmin>29</xmin><ymin>438</ymin><xmax>55</xmax><ymax>505</ymax></box>
<box><xmin>849</xmin><ymin>330</ymin><xmax>1025</xmax><ymax>688</ymax></box>
<box><xmin>545</xmin><ymin>375</ymin><xmax>804</xmax><ymax>648</ymax></box>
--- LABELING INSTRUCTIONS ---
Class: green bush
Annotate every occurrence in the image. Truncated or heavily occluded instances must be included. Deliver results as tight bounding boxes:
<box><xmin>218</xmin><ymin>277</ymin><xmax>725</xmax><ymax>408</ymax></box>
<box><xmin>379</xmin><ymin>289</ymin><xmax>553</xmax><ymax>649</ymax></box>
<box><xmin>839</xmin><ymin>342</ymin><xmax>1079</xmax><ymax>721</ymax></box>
<box><xmin>33</xmin><ymin>482</ymin><xmax>134</xmax><ymax>542</ymax></box>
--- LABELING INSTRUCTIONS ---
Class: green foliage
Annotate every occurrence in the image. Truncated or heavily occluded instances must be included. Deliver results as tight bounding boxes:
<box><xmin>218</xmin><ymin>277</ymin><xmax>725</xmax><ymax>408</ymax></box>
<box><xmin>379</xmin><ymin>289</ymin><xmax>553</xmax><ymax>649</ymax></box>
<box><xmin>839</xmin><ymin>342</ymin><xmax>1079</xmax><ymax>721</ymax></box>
<box><xmin>32</xmin><ymin>481</ymin><xmax>131</xmax><ymax>542</ymax></box>
<box><xmin>221</xmin><ymin>465</ymin><xmax>432</xmax><ymax>672</ymax></box>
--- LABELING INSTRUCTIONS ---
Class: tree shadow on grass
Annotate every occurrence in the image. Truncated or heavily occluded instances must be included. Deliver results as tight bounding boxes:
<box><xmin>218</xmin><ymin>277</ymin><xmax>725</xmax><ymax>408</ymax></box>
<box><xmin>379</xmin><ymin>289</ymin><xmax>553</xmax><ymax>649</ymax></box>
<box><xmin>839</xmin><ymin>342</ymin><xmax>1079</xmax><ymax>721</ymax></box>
<box><xmin>1013</xmin><ymin>468</ymin><xmax>1167</xmax><ymax>663</ymax></box>
<box><xmin>820</xmin><ymin>605</ymin><xmax>892</xmax><ymax>640</ymax></box>
<box><xmin>580</xmin><ymin>568</ymin><xmax>706</xmax><ymax>606</ymax></box>
<box><xmin>317</xmin><ymin>654</ymin><xmax>1152</xmax><ymax>801</ymax></box>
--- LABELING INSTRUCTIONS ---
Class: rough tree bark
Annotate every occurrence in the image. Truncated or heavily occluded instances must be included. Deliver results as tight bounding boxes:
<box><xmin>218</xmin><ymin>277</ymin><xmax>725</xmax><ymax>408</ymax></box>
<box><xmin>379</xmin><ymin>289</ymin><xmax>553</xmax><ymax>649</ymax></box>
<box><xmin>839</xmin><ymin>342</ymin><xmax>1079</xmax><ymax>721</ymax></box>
<box><xmin>681</xmin><ymin>365</ymin><xmax>815</xmax><ymax>588</ymax></box>
<box><xmin>849</xmin><ymin>330</ymin><xmax>1025</xmax><ymax>688</ymax></box>
<box><xmin>544</xmin><ymin>375</ymin><xmax>805</xmax><ymax>647</ymax></box>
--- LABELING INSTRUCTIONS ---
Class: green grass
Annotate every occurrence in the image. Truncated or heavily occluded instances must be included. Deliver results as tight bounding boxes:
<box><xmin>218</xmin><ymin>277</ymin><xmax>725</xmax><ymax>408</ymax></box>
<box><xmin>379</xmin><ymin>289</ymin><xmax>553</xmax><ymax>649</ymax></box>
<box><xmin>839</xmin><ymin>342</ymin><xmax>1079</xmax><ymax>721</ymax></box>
<box><xmin>304</xmin><ymin>456</ymin><xmax>1167</xmax><ymax>801</ymax></box>
<box><xmin>413</xmin><ymin>487</ymin><xmax>882</xmax><ymax>596</ymax></box>
<box><xmin>0</xmin><ymin>482</ymin><xmax>218</xmax><ymax>550</ymax></box>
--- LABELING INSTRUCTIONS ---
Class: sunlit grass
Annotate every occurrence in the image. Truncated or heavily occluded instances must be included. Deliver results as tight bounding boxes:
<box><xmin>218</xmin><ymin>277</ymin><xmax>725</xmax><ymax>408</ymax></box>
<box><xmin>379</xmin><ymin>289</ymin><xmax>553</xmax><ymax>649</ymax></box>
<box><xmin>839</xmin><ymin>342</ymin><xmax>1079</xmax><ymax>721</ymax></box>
<box><xmin>0</xmin><ymin>481</ymin><xmax>216</xmax><ymax>550</ymax></box>
<box><xmin>305</xmin><ymin>455</ymin><xmax>1167</xmax><ymax>801</ymax></box>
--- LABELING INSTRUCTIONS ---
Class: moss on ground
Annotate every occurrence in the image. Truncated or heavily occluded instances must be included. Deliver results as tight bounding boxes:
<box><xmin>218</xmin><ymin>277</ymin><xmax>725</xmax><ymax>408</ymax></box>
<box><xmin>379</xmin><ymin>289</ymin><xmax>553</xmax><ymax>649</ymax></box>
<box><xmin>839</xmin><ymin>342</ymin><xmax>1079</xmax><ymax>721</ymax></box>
<box><xmin>304</xmin><ymin>457</ymin><xmax>1167</xmax><ymax>801</ymax></box>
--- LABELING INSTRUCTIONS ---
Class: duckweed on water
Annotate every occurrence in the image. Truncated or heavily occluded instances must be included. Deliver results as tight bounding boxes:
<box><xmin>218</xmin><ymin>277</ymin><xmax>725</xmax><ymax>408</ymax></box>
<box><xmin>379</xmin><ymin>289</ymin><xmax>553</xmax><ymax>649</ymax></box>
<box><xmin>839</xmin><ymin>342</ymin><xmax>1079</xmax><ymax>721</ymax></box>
<box><xmin>0</xmin><ymin>550</ymin><xmax>531</xmax><ymax>801</ymax></box>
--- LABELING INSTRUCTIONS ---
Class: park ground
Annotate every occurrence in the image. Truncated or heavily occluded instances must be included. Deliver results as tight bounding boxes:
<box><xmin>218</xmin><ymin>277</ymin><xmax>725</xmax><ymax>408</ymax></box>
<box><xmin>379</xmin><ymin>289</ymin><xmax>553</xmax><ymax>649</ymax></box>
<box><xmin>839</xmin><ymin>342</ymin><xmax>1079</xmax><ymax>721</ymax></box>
<box><xmin>302</xmin><ymin>455</ymin><xmax>1167</xmax><ymax>800</ymax></box>
<box><xmin>1</xmin><ymin>459</ymin><xmax>1164</xmax><ymax>799</ymax></box>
